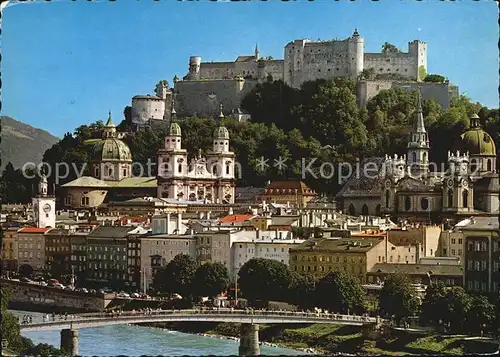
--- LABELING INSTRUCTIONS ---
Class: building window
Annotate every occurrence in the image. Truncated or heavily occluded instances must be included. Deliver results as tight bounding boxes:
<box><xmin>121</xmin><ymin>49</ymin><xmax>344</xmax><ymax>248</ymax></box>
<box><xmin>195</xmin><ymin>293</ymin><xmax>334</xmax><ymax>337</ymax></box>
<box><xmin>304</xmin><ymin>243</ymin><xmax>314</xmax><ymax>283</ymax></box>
<box><xmin>362</xmin><ymin>204</ymin><xmax>369</xmax><ymax>215</ymax></box>
<box><xmin>462</xmin><ymin>190</ymin><xmax>469</xmax><ymax>208</ymax></box>
<box><xmin>348</xmin><ymin>204</ymin><xmax>355</xmax><ymax>216</ymax></box>
<box><xmin>487</xmin><ymin>159</ymin><xmax>492</xmax><ymax>171</ymax></box>
<box><xmin>420</xmin><ymin>197</ymin><xmax>429</xmax><ymax>211</ymax></box>
<box><xmin>178</xmin><ymin>164</ymin><xmax>182</xmax><ymax>173</ymax></box>
<box><xmin>226</xmin><ymin>165</ymin><xmax>230</xmax><ymax>175</ymax></box>
<box><xmin>385</xmin><ymin>190</ymin><xmax>390</xmax><ymax>208</ymax></box>
<box><xmin>447</xmin><ymin>189</ymin><xmax>453</xmax><ymax>208</ymax></box>
<box><xmin>404</xmin><ymin>196</ymin><xmax>411</xmax><ymax>211</ymax></box>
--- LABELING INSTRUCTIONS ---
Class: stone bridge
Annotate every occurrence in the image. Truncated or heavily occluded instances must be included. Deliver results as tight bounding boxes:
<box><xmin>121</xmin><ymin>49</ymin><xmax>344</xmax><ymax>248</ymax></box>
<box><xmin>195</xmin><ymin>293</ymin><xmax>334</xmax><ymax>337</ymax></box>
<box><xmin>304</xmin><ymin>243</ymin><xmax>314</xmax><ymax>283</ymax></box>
<box><xmin>21</xmin><ymin>309</ymin><xmax>382</xmax><ymax>356</ymax></box>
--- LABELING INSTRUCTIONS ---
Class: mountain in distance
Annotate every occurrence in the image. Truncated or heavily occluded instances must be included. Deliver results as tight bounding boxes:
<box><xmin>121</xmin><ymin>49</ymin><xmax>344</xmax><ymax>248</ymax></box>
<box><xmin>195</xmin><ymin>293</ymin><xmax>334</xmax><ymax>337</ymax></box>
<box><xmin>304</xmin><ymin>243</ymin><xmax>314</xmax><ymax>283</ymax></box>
<box><xmin>1</xmin><ymin>116</ymin><xmax>59</xmax><ymax>171</ymax></box>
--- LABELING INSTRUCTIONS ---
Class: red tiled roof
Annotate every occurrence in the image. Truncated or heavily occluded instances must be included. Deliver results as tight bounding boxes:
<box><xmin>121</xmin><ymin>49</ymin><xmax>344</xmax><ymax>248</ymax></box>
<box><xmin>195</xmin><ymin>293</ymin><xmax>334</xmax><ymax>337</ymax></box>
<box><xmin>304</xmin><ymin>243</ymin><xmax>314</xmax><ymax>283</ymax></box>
<box><xmin>18</xmin><ymin>227</ymin><xmax>50</xmax><ymax>233</ymax></box>
<box><xmin>219</xmin><ymin>214</ymin><xmax>256</xmax><ymax>224</ymax></box>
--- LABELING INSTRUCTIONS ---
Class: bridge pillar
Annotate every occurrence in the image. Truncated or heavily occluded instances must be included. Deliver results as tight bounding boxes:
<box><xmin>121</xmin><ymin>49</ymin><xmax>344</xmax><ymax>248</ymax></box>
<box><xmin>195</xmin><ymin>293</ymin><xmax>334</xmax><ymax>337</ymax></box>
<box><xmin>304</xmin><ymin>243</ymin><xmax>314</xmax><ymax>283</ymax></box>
<box><xmin>60</xmin><ymin>329</ymin><xmax>78</xmax><ymax>356</ymax></box>
<box><xmin>239</xmin><ymin>323</ymin><xmax>260</xmax><ymax>356</ymax></box>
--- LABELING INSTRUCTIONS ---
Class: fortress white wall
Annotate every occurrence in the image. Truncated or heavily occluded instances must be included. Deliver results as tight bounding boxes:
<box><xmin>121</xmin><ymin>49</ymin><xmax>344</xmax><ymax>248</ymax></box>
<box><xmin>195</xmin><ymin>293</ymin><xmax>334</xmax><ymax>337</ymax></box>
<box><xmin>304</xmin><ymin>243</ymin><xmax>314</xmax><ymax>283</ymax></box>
<box><xmin>131</xmin><ymin>97</ymin><xmax>165</xmax><ymax>124</ymax></box>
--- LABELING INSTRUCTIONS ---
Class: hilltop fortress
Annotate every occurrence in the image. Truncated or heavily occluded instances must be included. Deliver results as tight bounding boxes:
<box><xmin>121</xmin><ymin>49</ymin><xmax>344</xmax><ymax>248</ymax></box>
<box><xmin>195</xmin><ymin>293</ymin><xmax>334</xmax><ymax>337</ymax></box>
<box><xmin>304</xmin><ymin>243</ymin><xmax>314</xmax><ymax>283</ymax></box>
<box><xmin>131</xmin><ymin>30</ymin><xmax>457</xmax><ymax>125</ymax></box>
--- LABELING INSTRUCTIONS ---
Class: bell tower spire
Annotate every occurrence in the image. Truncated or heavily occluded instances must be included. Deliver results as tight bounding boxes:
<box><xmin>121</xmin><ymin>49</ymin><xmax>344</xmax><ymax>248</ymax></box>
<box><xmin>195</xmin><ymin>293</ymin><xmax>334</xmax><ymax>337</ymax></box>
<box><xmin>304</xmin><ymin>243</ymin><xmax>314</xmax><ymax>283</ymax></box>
<box><xmin>407</xmin><ymin>89</ymin><xmax>430</xmax><ymax>177</ymax></box>
<box><xmin>255</xmin><ymin>43</ymin><xmax>259</xmax><ymax>60</ymax></box>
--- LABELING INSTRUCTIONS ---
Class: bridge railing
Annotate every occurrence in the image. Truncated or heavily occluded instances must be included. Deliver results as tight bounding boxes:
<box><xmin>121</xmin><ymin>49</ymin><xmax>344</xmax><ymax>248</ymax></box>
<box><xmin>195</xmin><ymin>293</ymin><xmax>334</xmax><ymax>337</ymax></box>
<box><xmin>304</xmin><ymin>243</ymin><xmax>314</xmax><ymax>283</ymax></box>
<box><xmin>25</xmin><ymin>309</ymin><xmax>378</xmax><ymax>327</ymax></box>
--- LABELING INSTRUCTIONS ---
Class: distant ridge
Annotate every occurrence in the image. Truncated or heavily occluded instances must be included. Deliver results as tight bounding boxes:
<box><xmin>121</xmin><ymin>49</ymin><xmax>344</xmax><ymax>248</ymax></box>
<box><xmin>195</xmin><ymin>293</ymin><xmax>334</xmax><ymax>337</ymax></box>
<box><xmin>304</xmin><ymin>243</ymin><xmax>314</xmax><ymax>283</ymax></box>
<box><xmin>0</xmin><ymin>116</ymin><xmax>59</xmax><ymax>171</ymax></box>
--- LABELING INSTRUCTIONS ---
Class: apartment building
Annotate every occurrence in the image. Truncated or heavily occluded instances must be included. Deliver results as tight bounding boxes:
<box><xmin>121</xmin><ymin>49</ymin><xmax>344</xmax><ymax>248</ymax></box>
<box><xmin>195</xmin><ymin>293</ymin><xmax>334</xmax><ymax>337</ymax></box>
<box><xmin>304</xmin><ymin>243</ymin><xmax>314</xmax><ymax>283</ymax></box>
<box><xmin>86</xmin><ymin>226</ymin><xmax>135</xmax><ymax>290</ymax></box>
<box><xmin>132</xmin><ymin>233</ymin><xmax>197</xmax><ymax>292</ymax></box>
<box><xmin>460</xmin><ymin>217</ymin><xmax>499</xmax><ymax>293</ymax></box>
<box><xmin>17</xmin><ymin>227</ymin><xmax>49</xmax><ymax>273</ymax></box>
<box><xmin>387</xmin><ymin>225</ymin><xmax>442</xmax><ymax>258</ymax></box>
<box><xmin>438</xmin><ymin>230</ymin><xmax>464</xmax><ymax>260</ymax></box>
<box><xmin>1</xmin><ymin>227</ymin><xmax>19</xmax><ymax>273</ymax></box>
<box><xmin>44</xmin><ymin>228</ymin><xmax>71</xmax><ymax>278</ymax></box>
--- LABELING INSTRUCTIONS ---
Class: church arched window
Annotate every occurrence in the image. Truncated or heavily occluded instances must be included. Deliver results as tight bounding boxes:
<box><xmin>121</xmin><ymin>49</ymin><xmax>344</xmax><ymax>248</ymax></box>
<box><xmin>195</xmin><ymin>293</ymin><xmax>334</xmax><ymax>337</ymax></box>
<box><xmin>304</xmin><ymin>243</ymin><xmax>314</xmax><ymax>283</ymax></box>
<box><xmin>375</xmin><ymin>204</ymin><xmax>381</xmax><ymax>216</ymax></box>
<box><xmin>404</xmin><ymin>196</ymin><xmax>411</xmax><ymax>211</ymax></box>
<box><xmin>213</xmin><ymin>165</ymin><xmax>217</xmax><ymax>175</ymax></box>
<box><xmin>348</xmin><ymin>204</ymin><xmax>355</xmax><ymax>216</ymax></box>
<box><xmin>470</xmin><ymin>159</ymin><xmax>478</xmax><ymax>173</ymax></box>
<box><xmin>423</xmin><ymin>152</ymin><xmax>427</xmax><ymax>163</ymax></box>
<box><xmin>462</xmin><ymin>190</ymin><xmax>469</xmax><ymax>208</ymax></box>
<box><xmin>226</xmin><ymin>165</ymin><xmax>230</xmax><ymax>175</ymax></box>
<box><xmin>362</xmin><ymin>204</ymin><xmax>369</xmax><ymax>215</ymax></box>
<box><xmin>412</xmin><ymin>152</ymin><xmax>417</xmax><ymax>163</ymax></box>
<box><xmin>447</xmin><ymin>189</ymin><xmax>453</xmax><ymax>208</ymax></box>
<box><xmin>385</xmin><ymin>190</ymin><xmax>390</xmax><ymax>208</ymax></box>
<box><xmin>487</xmin><ymin>159</ymin><xmax>492</xmax><ymax>172</ymax></box>
<box><xmin>178</xmin><ymin>164</ymin><xmax>182</xmax><ymax>173</ymax></box>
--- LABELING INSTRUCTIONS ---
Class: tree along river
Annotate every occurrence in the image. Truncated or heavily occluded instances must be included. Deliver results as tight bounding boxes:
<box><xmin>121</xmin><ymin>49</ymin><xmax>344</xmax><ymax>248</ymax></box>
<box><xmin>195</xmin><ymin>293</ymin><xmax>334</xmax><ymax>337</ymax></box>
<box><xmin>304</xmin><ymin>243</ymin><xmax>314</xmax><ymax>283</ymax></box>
<box><xmin>12</xmin><ymin>311</ymin><xmax>305</xmax><ymax>356</ymax></box>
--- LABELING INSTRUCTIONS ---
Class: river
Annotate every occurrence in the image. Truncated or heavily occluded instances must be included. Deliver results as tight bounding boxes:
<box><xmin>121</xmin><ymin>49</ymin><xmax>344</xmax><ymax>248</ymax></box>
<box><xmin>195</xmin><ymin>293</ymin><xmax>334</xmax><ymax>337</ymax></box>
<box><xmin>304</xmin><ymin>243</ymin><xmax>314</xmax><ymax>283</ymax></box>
<box><xmin>12</xmin><ymin>311</ymin><xmax>305</xmax><ymax>356</ymax></box>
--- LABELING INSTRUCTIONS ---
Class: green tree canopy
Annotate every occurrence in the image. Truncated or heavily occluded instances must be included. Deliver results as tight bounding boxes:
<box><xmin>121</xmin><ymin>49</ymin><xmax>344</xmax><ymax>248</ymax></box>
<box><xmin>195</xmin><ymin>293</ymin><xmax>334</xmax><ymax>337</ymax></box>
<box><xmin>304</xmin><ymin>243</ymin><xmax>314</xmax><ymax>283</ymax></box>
<box><xmin>379</xmin><ymin>274</ymin><xmax>421</xmax><ymax>323</ymax></box>
<box><xmin>152</xmin><ymin>254</ymin><xmax>197</xmax><ymax>298</ymax></box>
<box><xmin>424</xmin><ymin>74</ymin><xmax>446</xmax><ymax>83</ymax></box>
<box><xmin>288</xmin><ymin>271</ymin><xmax>318</xmax><ymax>309</ymax></box>
<box><xmin>193</xmin><ymin>262</ymin><xmax>230</xmax><ymax>298</ymax></box>
<box><xmin>315</xmin><ymin>271</ymin><xmax>365</xmax><ymax>314</ymax></box>
<box><xmin>238</xmin><ymin>258</ymin><xmax>292</xmax><ymax>304</ymax></box>
<box><xmin>381</xmin><ymin>42</ymin><xmax>402</xmax><ymax>54</ymax></box>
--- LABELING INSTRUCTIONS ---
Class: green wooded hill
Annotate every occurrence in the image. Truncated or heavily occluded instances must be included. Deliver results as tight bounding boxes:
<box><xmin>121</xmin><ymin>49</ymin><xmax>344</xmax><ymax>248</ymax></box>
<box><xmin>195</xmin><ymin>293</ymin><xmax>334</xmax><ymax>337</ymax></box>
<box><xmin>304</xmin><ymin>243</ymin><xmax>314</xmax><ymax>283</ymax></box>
<box><xmin>0</xmin><ymin>116</ymin><xmax>59</xmax><ymax>171</ymax></box>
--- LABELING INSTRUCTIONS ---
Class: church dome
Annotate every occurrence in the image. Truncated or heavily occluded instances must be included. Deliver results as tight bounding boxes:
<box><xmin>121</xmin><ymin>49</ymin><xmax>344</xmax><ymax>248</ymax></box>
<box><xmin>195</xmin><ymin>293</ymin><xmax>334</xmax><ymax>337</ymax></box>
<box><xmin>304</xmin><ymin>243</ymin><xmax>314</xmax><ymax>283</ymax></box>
<box><xmin>169</xmin><ymin>122</ymin><xmax>182</xmax><ymax>136</ymax></box>
<box><xmin>214</xmin><ymin>126</ymin><xmax>229</xmax><ymax>140</ymax></box>
<box><xmin>91</xmin><ymin>138</ymin><xmax>132</xmax><ymax>162</ymax></box>
<box><xmin>456</xmin><ymin>115</ymin><xmax>496</xmax><ymax>156</ymax></box>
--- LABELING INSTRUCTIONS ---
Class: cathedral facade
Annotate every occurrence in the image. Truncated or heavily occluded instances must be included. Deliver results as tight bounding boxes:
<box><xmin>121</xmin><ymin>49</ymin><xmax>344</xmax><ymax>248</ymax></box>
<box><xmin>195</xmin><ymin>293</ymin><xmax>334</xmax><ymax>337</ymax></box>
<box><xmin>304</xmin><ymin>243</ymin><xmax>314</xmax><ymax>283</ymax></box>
<box><xmin>337</xmin><ymin>92</ymin><xmax>498</xmax><ymax>223</ymax></box>
<box><xmin>156</xmin><ymin>109</ymin><xmax>236</xmax><ymax>203</ymax></box>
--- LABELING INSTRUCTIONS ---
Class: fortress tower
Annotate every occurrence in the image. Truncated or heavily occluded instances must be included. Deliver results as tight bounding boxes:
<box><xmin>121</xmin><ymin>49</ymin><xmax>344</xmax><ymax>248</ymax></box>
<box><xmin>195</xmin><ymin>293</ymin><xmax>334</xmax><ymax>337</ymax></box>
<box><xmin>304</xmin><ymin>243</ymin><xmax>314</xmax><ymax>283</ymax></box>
<box><xmin>408</xmin><ymin>40</ymin><xmax>428</xmax><ymax>81</ymax></box>
<box><xmin>187</xmin><ymin>56</ymin><xmax>201</xmax><ymax>80</ymax></box>
<box><xmin>348</xmin><ymin>28</ymin><xmax>364</xmax><ymax>78</ymax></box>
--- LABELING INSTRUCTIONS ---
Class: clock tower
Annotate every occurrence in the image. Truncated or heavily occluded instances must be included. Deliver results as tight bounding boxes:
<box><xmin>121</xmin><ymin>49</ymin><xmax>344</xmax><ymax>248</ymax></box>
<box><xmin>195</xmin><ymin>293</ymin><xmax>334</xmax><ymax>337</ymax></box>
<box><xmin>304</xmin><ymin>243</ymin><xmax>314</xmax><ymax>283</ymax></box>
<box><xmin>32</xmin><ymin>173</ymin><xmax>56</xmax><ymax>228</ymax></box>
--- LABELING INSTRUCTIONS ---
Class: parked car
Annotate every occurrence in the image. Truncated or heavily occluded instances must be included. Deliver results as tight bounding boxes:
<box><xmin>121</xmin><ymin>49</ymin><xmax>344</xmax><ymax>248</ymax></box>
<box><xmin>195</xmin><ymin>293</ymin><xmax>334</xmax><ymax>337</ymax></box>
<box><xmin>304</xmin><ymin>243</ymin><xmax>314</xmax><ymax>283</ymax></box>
<box><xmin>20</xmin><ymin>277</ymin><xmax>31</xmax><ymax>283</ymax></box>
<box><xmin>54</xmin><ymin>283</ymin><xmax>65</xmax><ymax>289</ymax></box>
<box><xmin>117</xmin><ymin>292</ymin><xmax>130</xmax><ymax>298</ymax></box>
<box><xmin>131</xmin><ymin>293</ymin><xmax>140</xmax><ymax>298</ymax></box>
<box><xmin>40</xmin><ymin>282</ymin><xmax>48</xmax><ymax>287</ymax></box>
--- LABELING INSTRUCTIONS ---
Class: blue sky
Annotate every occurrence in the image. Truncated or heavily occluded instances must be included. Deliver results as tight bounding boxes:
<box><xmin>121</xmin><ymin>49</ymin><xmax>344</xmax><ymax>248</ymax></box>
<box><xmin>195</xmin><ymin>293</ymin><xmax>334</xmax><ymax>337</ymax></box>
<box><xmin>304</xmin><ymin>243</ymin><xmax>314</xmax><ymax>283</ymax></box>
<box><xmin>2</xmin><ymin>0</ymin><xmax>498</xmax><ymax>137</ymax></box>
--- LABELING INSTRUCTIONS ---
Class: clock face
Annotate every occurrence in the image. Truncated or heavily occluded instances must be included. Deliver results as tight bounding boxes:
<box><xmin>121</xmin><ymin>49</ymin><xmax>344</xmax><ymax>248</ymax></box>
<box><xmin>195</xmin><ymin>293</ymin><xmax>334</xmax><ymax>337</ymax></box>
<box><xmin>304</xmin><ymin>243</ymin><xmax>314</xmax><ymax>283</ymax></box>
<box><xmin>462</xmin><ymin>179</ymin><xmax>468</xmax><ymax>188</ymax></box>
<box><xmin>446</xmin><ymin>178</ymin><xmax>454</xmax><ymax>188</ymax></box>
<box><xmin>43</xmin><ymin>203</ymin><xmax>51</xmax><ymax>213</ymax></box>
<box><xmin>384</xmin><ymin>180</ymin><xmax>391</xmax><ymax>189</ymax></box>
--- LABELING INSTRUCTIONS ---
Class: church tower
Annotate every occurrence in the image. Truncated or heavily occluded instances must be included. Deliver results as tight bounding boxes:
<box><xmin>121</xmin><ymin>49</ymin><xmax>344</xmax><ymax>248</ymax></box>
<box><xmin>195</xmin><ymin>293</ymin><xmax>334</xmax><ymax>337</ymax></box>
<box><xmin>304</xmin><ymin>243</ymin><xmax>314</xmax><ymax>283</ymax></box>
<box><xmin>32</xmin><ymin>173</ymin><xmax>56</xmax><ymax>228</ymax></box>
<box><xmin>406</xmin><ymin>90</ymin><xmax>430</xmax><ymax>178</ymax></box>
<box><xmin>207</xmin><ymin>103</ymin><xmax>236</xmax><ymax>203</ymax></box>
<box><xmin>157</xmin><ymin>122</ymin><xmax>188</xmax><ymax>199</ymax></box>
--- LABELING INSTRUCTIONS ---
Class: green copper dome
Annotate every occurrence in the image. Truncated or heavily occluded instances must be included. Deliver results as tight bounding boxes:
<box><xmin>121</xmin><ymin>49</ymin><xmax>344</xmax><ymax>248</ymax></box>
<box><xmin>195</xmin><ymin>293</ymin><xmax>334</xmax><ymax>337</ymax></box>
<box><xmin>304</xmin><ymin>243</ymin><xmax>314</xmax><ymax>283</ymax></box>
<box><xmin>456</xmin><ymin>115</ymin><xmax>496</xmax><ymax>156</ymax></box>
<box><xmin>169</xmin><ymin>122</ymin><xmax>182</xmax><ymax>136</ymax></box>
<box><xmin>91</xmin><ymin>138</ymin><xmax>132</xmax><ymax>162</ymax></box>
<box><xmin>214</xmin><ymin>126</ymin><xmax>229</xmax><ymax>140</ymax></box>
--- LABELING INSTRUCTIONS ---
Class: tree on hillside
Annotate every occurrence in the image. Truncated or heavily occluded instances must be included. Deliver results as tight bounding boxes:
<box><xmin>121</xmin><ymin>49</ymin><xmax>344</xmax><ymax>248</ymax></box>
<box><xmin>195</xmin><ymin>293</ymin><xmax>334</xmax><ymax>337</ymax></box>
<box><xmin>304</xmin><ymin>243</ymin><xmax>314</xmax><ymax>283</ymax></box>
<box><xmin>358</xmin><ymin>68</ymin><xmax>376</xmax><ymax>80</ymax></box>
<box><xmin>238</xmin><ymin>258</ymin><xmax>292</xmax><ymax>304</ymax></box>
<box><xmin>155</xmin><ymin>80</ymin><xmax>169</xmax><ymax>95</ymax></box>
<box><xmin>0</xmin><ymin>162</ymin><xmax>37</xmax><ymax>204</ymax></box>
<box><xmin>315</xmin><ymin>271</ymin><xmax>365</xmax><ymax>314</ymax></box>
<box><xmin>379</xmin><ymin>274</ymin><xmax>421</xmax><ymax>324</ymax></box>
<box><xmin>424</xmin><ymin>74</ymin><xmax>446</xmax><ymax>83</ymax></box>
<box><xmin>193</xmin><ymin>262</ymin><xmax>230</xmax><ymax>298</ymax></box>
<box><xmin>241</xmin><ymin>80</ymin><xmax>300</xmax><ymax>132</ymax></box>
<box><xmin>381</xmin><ymin>42</ymin><xmax>402</xmax><ymax>54</ymax></box>
<box><xmin>152</xmin><ymin>254</ymin><xmax>197</xmax><ymax>298</ymax></box>
<box><xmin>294</xmin><ymin>78</ymin><xmax>367</xmax><ymax>153</ymax></box>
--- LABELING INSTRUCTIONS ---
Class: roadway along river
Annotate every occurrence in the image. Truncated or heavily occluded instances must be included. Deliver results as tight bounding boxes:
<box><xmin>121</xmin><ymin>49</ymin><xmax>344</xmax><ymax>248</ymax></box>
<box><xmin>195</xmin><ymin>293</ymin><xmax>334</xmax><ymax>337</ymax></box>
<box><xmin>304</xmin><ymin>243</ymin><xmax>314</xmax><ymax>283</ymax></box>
<box><xmin>12</xmin><ymin>311</ymin><xmax>305</xmax><ymax>356</ymax></box>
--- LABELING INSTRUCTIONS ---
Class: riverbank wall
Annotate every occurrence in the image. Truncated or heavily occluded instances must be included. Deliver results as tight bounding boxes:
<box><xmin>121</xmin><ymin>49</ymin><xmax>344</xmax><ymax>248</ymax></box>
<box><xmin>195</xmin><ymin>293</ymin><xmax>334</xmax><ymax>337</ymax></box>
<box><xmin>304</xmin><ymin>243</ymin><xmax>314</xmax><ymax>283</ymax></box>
<box><xmin>1</xmin><ymin>279</ymin><xmax>113</xmax><ymax>313</ymax></box>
